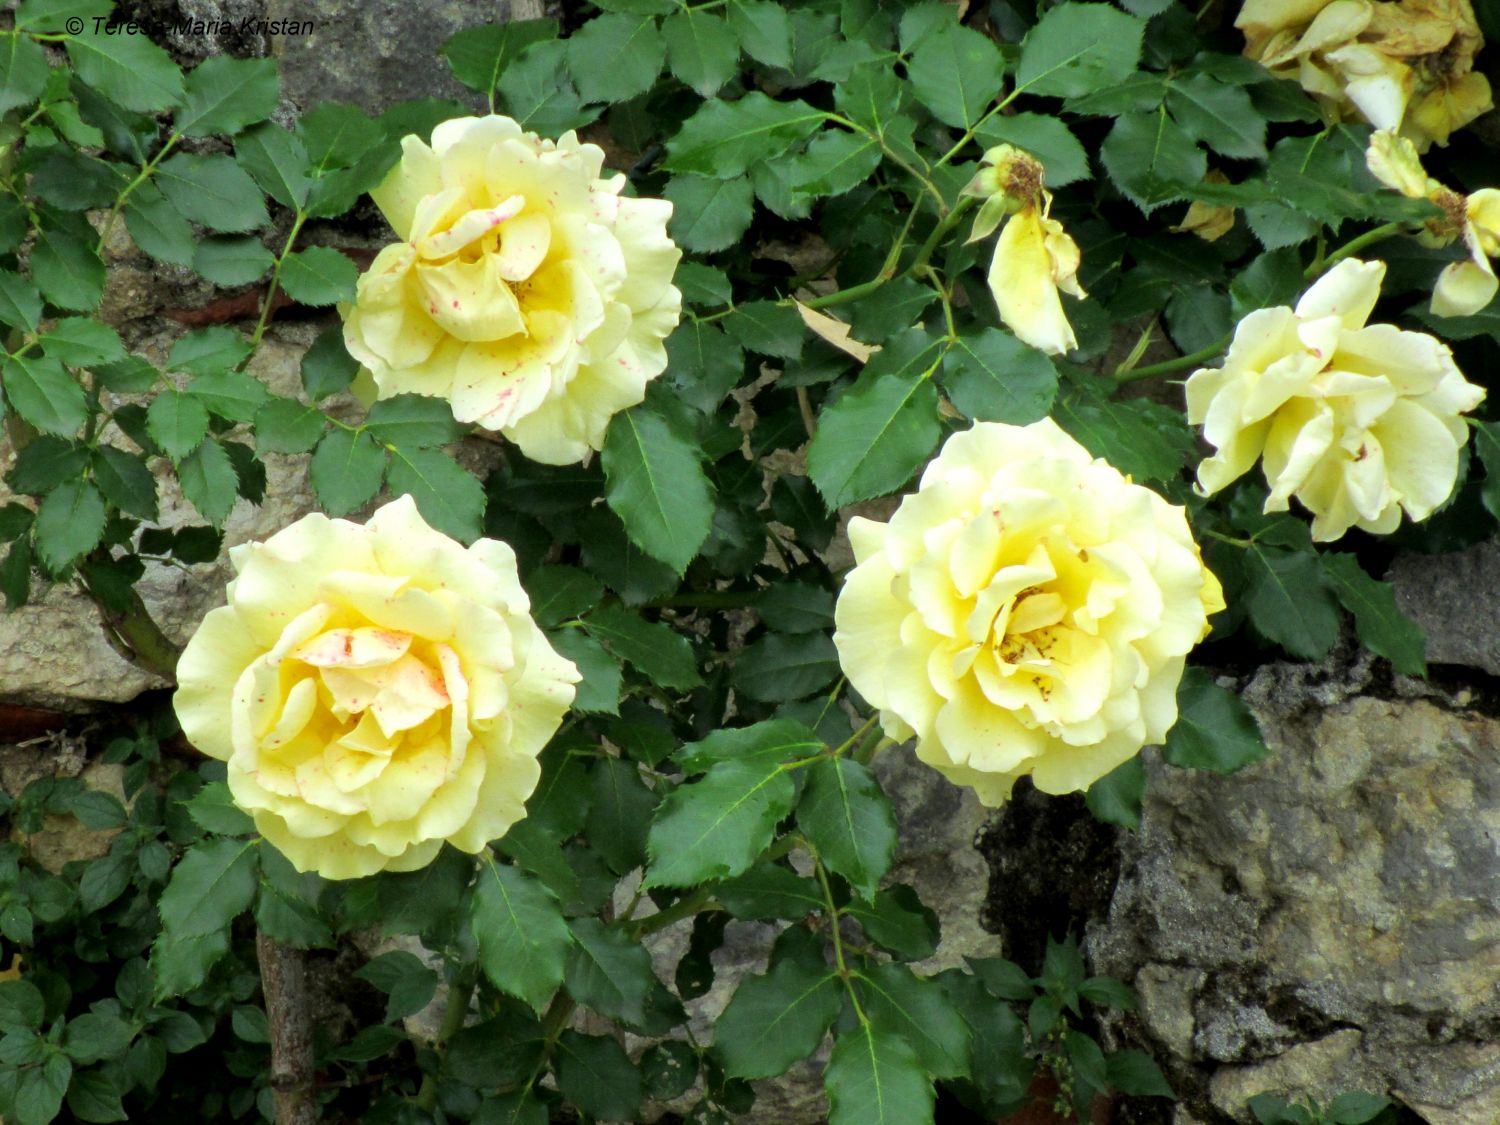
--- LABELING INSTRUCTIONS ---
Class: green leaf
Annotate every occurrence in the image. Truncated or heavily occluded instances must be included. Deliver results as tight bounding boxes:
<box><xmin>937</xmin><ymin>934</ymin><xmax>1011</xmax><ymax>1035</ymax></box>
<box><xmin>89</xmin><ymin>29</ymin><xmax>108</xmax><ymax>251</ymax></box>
<box><xmin>553</xmin><ymin>1030</ymin><xmax>643</xmax><ymax>1122</ymax></box>
<box><xmin>31</xmin><ymin>227</ymin><xmax>105</xmax><ymax>311</ymax></box>
<box><xmin>724</xmin><ymin>300</ymin><xmax>804</xmax><ymax>359</ymax></box>
<box><xmin>177</xmin><ymin>439</ymin><xmax>239</xmax><ymax>525</ymax></box>
<box><xmin>1166</xmin><ymin>73</ymin><xmax>1267</xmax><ymax>159</ymax></box>
<box><xmin>786</xmin><ymin>130</ymin><xmax>882</xmax><ymax>198</ymax></box>
<box><xmin>301</xmin><ymin>324</ymin><xmax>359</xmax><ymax>399</ymax></box>
<box><xmin>565</xmin><ymin>917</ymin><xmax>657</xmax><ymax>1025</ymax></box>
<box><xmin>1245</xmin><ymin>543</ymin><xmax>1341</xmax><ymax>660</ymax></box>
<box><xmin>92</xmin><ymin>446</ymin><xmax>157</xmax><ymax>520</ymax></box>
<box><xmin>664</xmin><ymin>174</ymin><xmax>755</xmax><ymax>254</ymax></box>
<box><xmin>40</xmin><ymin>319</ymin><xmax>125</xmax><ymax>368</ymax></box>
<box><xmin>1162</xmin><ymin>667</ymin><xmax>1270</xmax><ymax>773</ymax></box>
<box><xmin>942</xmin><ymin>328</ymin><xmax>1058</xmax><ymax>425</ymax></box>
<box><xmin>975</xmin><ymin>113</ymin><xmax>1090</xmax><ymax>187</ymax></box>
<box><xmin>757</xmin><ymin>581</ymin><xmax>834</xmax><ymax>634</ymax></box>
<box><xmin>1230</xmin><ymin>246</ymin><xmax>1304</xmax><ymax>318</ymax></box>
<box><xmin>386</xmin><ymin>448</ymin><xmax>485</xmax><ymax>543</ymax></box>
<box><xmin>298</xmin><ymin>102</ymin><xmax>385</xmax><ymax>172</ymax></box>
<box><xmin>906</xmin><ymin>22</ymin><xmax>1003</xmax><ymax>129</ymax></box>
<box><xmin>584</xmin><ymin>603</ymin><xmax>702</xmax><ymax>691</ymax></box>
<box><xmin>644</xmin><ymin>760</ymin><xmax>797</xmax><ymax>887</ymax></box>
<box><xmin>528</xmin><ymin>565</ymin><xmax>605</xmax><ymax>627</ymax></box>
<box><xmin>364</xmin><ymin>392</ymin><xmax>465</xmax><ymax>447</ymax></box>
<box><xmin>1326</xmin><ymin>1092</ymin><xmax>1392</xmax><ymax>1124</ymax></box>
<box><xmin>663</xmin><ymin>10</ymin><xmax>739</xmax><ymax>98</ymax></box>
<box><xmin>0</xmin><ymin>34</ymin><xmax>48</xmax><ymax>113</ymax></box>
<box><xmin>66</xmin><ymin>1067</ymin><xmax>129</xmax><ymax>1123</ymax></box>
<box><xmin>845</xmin><ymin>885</ymin><xmax>940</xmax><ymax>960</ymax></box>
<box><xmin>796</xmin><ymin>758</ymin><xmax>896</xmax><ymax>901</ymax></box>
<box><xmin>717</xmin><ymin>862</ymin><xmax>823</xmax><ymax>919</ymax></box>
<box><xmin>4</xmin><ymin>354</ymin><xmax>87</xmax><ymax>436</ymax></box>
<box><xmin>184</xmin><ymin>782</ymin><xmax>255</xmax><ymax>836</ymax></box>
<box><xmin>235</xmin><ymin>122</ymin><xmax>311</xmax><ymax>210</ymax></box>
<box><xmin>155</xmin><ymin>153</ymin><xmax>269</xmax><ymax>234</ymax></box>
<box><xmin>169</xmin><ymin>326</ymin><xmax>252</xmax><ymax>375</ymax></box>
<box><xmin>715</xmin><ymin>959</ymin><xmax>841</xmax><ymax>1079</ymax></box>
<box><xmin>152</xmin><ymin>838</ymin><xmax>259</xmax><ymax>997</ymax></box>
<box><xmin>825</xmin><ymin>1023</ymin><xmax>934</xmax><ymax>1125</ymax></box>
<box><xmin>15</xmin><ymin>1053</ymin><xmax>72</xmax><ymax>1125</ymax></box>
<box><xmin>806</xmin><ymin>372</ymin><xmax>941</xmax><ymax>507</ymax></box>
<box><xmin>1105</xmin><ymin>1049</ymin><xmax>1175</xmax><ymax>1097</ymax></box>
<box><xmin>146</xmin><ymin>391</ymin><xmax>209</xmax><ymax>461</ymax></box>
<box><xmin>278</xmin><ymin>246</ymin><xmax>358</xmax><ymax>306</ymax></box>
<box><xmin>602</xmin><ymin>405</ymin><xmax>714</xmax><ymax>573</ymax></box>
<box><xmin>733</xmin><ymin>631</ymin><xmax>839</xmax><ymax>702</ymax></box>
<box><xmin>66</xmin><ymin>28</ymin><xmax>183</xmax><ymax>112</ymax></box>
<box><xmin>441</xmin><ymin>19</ymin><xmax>559</xmax><ymax>95</ymax></box>
<box><xmin>1051</xmin><ymin>382</ymin><xmax>1193</xmax><ymax>482</ymax></box>
<box><xmin>586</xmin><ymin>757</ymin><xmax>653</xmax><ymax>872</ymax></box>
<box><xmin>729</xmin><ymin>0</ymin><xmax>793</xmax><ymax>68</ymax></box>
<box><xmin>665</xmin><ymin>92</ymin><xmax>824</xmax><ymax>178</ymax></box>
<box><xmin>194</xmin><ymin>236</ymin><xmax>275</xmax><ymax>286</ymax></box>
<box><xmin>1100</xmin><ymin>111</ymin><xmax>1207</xmax><ymax>214</ymax></box>
<box><xmin>176</xmin><ymin>56</ymin><xmax>278</xmax><ymax>136</ymax></box>
<box><xmin>475</xmin><ymin>1090</ymin><xmax>548</xmax><ymax>1125</ymax></box>
<box><xmin>471</xmin><ymin>860</ymin><xmax>572</xmax><ymax>1013</ymax></box>
<box><xmin>569</xmin><ymin>13</ymin><xmax>665</xmax><ymax>104</ymax></box>
<box><xmin>355</xmin><ymin>951</ymin><xmax>439</xmax><ymax>1023</ymax></box>
<box><xmin>1321</xmin><ymin>553</ymin><xmax>1426</xmax><ymax>675</ymax></box>
<box><xmin>188</xmin><ymin>370</ymin><xmax>269</xmax><ymax>423</ymax></box>
<box><xmin>548</xmin><ymin>630</ymin><xmax>622</xmax><ymax>715</ymax></box>
<box><xmin>0</xmin><ymin>536</ymin><xmax>32</xmax><ymax>608</ymax></box>
<box><xmin>495</xmin><ymin>40</ymin><xmax>596</xmax><ymax>137</ymax></box>
<box><xmin>0</xmin><ymin>269</ymin><xmax>42</xmax><ymax>331</ymax></box>
<box><xmin>856</xmin><ymin>963</ymin><xmax>970</xmax><ymax>1077</ymax></box>
<box><xmin>679</xmin><ymin>718</ymin><xmax>823</xmax><ymax>774</ymax></box>
<box><xmin>310</xmin><ymin>429</ymin><xmax>386</xmax><ymax>517</ymax></box>
<box><xmin>1014</xmin><ymin>3</ymin><xmax>1144</xmax><ymax>99</ymax></box>
<box><xmin>34</xmin><ymin>479</ymin><xmax>105</xmax><ymax>571</ymax></box>
<box><xmin>1085</xmin><ymin>756</ymin><xmax>1145</xmax><ymax>830</ymax></box>
<box><xmin>62</xmin><ymin>1011</ymin><xmax>134</xmax><ymax>1064</ymax></box>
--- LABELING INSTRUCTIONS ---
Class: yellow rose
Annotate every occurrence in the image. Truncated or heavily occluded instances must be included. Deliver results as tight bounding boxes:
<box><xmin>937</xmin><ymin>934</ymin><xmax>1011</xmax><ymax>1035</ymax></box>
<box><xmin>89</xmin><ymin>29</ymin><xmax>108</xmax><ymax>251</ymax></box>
<box><xmin>963</xmin><ymin>146</ymin><xmax>1086</xmax><ymax>356</ymax></box>
<box><xmin>173</xmin><ymin>496</ymin><xmax>579</xmax><ymax>879</ymax></box>
<box><xmin>342</xmin><ymin>116</ymin><xmax>683</xmax><ymax>465</ymax></box>
<box><xmin>1239</xmin><ymin>0</ymin><xmax>1492</xmax><ymax>150</ymax></box>
<box><xmin>832</xmin><ymin>419</ymin><xmax>1224</xmax><ymax>806</ymax></box>
<box><xmin>1185</xmin><ymin>258</ymin><xmax>1485</xmax><ymax>541</ymax></box>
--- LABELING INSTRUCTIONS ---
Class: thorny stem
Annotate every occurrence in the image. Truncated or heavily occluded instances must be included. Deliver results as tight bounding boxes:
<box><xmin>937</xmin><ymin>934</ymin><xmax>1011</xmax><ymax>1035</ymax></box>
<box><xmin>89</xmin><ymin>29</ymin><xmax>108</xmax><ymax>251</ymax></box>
<box><xmin>256</xmin><ymin>933</ymin><xmax>318</xmax><ymax>1125</ymax></box>
<box><xmin>78</xmin><ymin>552</ymin><xmax>183</xmax><ymax>680</ymax></box>
<box><xmin>249</xmin><ymin>209</ymin><xmax>309</xmax><ymax>349</ymax></box>
<box><xmin>95</xmin><ymin>132</ymin><xmax>181</xmax><ymax>257</ymax></box>
<box><xmin>414</xmin><ymin>962</ymin><xmax>480</xmax><ymax>1110</ymax></box>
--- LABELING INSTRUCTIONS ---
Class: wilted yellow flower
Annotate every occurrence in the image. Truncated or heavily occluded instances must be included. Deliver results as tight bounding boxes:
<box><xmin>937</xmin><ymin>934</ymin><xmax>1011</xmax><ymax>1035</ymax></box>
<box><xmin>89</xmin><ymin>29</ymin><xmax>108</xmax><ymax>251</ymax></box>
<box><xmin>342</xmin><ymin>115</ymin><xmax>682</xmax><ymax>465</ymax></box>
<box><xmin>962</xmin><ymin>146</ymin><xmax>1086</xmax><ymax>356</ymax></box>
<box><xmin>1185</xmin><ymin>258</ymin><xmax>1485</xmax><ymax>540</ymax></box>
<box><xmin>1364</xmin><ymin>128</ymin><xmax>1499</xmax><ymax>315</ymax></box>
<box><xmin>1238</xmin><ymin>0</ymin><xmax>1493</xmax><ymax>150</ymax></box>
<box><xmin>173</xmin><ymin>496</ymin><xmax>579</xmax><ymax>879</ymax></box>
<box><xmin>833</xmin><ymin>419</ymin><xmax>1223</xmax><ymax>805</ymax></box>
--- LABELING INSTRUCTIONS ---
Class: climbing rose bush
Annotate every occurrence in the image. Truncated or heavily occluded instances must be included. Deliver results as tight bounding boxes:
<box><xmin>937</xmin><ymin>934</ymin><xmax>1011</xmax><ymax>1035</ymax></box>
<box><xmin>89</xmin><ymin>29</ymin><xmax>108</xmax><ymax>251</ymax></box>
<box><xmin>172</xmin><ymin>496</ymin><xmax>578</xmax><ymax>879</ymax></box>
<box><xmin>1237</xmin><ymin>0</ymin><xmax>1493</xmax><ymax>150</ymax></box>
<box><xmin>1186</xmin><ymin>257</ymin><xmax>1486</xmax><ymax>541</ymax></box>
<box><xmin>341</xmin><ymin>115</ymin><xmax>682</xmax><ymax>464</ymax></box>
<box><xmin>832</xmin><ymin>419</ymin><xmax>1225</xmax><ymax>806</ymax></box>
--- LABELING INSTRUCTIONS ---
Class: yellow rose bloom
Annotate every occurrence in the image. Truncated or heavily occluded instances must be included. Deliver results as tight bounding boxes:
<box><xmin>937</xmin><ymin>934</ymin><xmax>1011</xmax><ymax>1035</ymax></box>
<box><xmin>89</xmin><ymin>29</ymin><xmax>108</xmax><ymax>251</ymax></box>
<box><xmin>342</xmin><ymin>115</ymin><xmax>682</xmax><ymax>465</ymax></box>
<box><xmin>833</xmin><ymin>419</ymin><xmax>1224</xmax><ymax>806</ymax></box>
<box><xmin>1238</xmin><ymin>0</ymin><xmax>1492</xmax><ymax>150</ymax></box>
<box><xmin>963</xmin><ymin>145</ymin><xmax>1086</xmax><ymax>356</ymax></box>
<box><xmin>173</xmin><ymin>496</ymin><xmax>579</xmax><ymax>879</ymax></box>
<box><xmin>1185</xmin><ymin>258</ymin><xmax>1485</xmax><ymax>541</ymax></box>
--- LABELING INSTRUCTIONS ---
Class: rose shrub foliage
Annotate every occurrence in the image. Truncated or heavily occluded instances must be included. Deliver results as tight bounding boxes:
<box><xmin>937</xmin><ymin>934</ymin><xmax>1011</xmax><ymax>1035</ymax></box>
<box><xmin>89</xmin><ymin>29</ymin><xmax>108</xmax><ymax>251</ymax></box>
<box><xmin>0</xmin><ymin>0</ymin><xmax>1496</xmax><ymax>1123</ymax></box>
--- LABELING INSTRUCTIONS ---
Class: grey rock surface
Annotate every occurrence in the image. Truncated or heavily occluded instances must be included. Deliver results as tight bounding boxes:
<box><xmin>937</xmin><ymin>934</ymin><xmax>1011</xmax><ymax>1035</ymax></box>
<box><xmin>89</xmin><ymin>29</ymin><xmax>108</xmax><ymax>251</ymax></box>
<box><xmin>1389</xmin><ymin>539</ymin><xmax>1500</xmax><ymax>676</ymax></box>
<box><xmin>1090</xmin><ymin>668</ymin><xmax>1500</xmax><ymax>1124</ymax></box>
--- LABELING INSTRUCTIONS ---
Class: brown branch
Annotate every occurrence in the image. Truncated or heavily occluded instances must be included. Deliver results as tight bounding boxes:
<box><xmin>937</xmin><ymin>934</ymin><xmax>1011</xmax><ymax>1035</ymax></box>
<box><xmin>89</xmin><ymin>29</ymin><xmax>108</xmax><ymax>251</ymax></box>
<box><xmin>256</xmin><ymin>932</ymin><xmax>318</xmax><ymax>1125</ymax></box>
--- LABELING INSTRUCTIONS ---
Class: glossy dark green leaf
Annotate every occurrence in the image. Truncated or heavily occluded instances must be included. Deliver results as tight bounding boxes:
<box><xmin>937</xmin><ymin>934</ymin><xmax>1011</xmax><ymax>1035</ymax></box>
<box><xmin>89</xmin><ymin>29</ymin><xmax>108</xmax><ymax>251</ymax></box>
<box><xmin>1162</xmin><ymin>667</ymin><xmax>1270</xmax><ymax>774</ymax></box>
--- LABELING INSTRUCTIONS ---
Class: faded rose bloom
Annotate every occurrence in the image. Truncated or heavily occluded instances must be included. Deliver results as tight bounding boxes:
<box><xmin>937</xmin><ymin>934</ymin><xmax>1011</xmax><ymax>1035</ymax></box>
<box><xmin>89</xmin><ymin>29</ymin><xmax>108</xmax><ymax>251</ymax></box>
<box><xmin>833</xmin><ymin>419</ymin><xmax>1224</xmax><ymax>806</ymax></box>
<box><xmin>1238</xmin><ymin>0</ymin><xmax>1493</xmax><ymax>150</ymax></box>
<box><xmin>1185</xmin><ymin>258</ymin><xmax>1485</xmax><ymax>540</ymax></box>
<box><xmin>1364</xmin><ymin>129</ymin><xmax>1500</xmax><ymax>316</ymax></box>
<box><xmin>342</xmin><ymin>115</ymin><xmax>682</xmax><ymax>465</ymax></box>
<box><xmin>173</xmin><ymin>496</ymin><xmax>578</xmax><ymax>879</ymax></box>
<box><xmin>962</xmin><ymin>145</ymin><xmax>1087</xmax><ymax>356</ymax></box>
